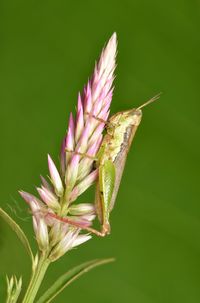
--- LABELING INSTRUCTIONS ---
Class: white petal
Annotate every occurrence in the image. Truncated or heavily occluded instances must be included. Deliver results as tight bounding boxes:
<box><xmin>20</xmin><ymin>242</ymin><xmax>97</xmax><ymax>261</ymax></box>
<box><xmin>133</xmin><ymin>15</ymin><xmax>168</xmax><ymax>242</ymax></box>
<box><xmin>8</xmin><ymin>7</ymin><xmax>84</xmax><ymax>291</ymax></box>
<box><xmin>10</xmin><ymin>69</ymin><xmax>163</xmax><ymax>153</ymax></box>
<box><xmin>48</xmin><ymin>155</ymin><xmax>64</xmax><ymax>196</ymax></box>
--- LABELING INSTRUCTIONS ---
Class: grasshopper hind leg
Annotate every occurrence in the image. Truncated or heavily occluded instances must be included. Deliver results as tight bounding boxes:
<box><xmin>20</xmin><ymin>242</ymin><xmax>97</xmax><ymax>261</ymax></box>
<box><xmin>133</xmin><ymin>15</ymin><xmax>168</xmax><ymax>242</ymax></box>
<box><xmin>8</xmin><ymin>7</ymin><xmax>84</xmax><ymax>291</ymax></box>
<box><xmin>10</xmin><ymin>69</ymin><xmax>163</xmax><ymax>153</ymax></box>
<box><xmin>95</xmin><ymin>183</ymin><xmax>111</xmax><ymax>236</ymax></box>
<box><xmin>96</xmin><ymin>159</ymin><xmax>116</xmax><ymax>235</ymax></box>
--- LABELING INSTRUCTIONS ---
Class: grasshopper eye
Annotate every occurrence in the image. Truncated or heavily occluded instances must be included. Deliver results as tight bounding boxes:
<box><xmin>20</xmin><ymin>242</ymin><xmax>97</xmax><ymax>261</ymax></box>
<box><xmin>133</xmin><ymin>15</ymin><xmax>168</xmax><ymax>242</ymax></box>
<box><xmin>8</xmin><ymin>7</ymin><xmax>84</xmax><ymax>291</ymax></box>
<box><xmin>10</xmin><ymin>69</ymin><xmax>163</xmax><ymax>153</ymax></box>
<box><xmin>135</xmin><ymin>109</ymin><xmax>142</xmax><ymax>116</ymax></box>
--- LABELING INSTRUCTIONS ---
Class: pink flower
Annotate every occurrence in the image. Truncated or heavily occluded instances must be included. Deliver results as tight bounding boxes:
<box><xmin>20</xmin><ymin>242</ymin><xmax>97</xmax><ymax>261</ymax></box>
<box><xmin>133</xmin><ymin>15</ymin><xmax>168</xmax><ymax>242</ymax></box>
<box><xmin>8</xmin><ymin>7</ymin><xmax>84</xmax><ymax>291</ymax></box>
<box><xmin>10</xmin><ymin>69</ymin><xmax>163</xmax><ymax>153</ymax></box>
<box><xmin>20</xmin><ymin>33</ymin><xmax>117</xmax><ymax>258</ymax></box>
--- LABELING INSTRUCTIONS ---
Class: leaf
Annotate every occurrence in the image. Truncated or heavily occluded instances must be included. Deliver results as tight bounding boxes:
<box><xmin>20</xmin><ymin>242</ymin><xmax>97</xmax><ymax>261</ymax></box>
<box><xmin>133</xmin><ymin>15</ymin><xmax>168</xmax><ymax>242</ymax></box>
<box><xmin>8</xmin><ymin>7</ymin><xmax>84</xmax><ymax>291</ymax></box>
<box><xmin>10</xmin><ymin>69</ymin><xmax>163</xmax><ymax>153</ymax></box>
<box><xmin>36</xmin><ymin>258</ymin><xmax>115</xmax><ymax>303</ymax></box>
<box><xmin>0</xmin><ymin>207</ymin><xmax>34</xmax><ymax>264</ymax></box>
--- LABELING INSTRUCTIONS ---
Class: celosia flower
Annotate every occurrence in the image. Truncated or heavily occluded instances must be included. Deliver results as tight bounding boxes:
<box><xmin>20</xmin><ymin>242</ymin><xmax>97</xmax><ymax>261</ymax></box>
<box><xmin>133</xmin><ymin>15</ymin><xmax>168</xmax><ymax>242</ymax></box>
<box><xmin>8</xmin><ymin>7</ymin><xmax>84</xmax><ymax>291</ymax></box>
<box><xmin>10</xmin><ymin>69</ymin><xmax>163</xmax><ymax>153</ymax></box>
<box><xmin>19</xmin><ymin>33</ymin><xmax>117</xmax><ymax>261</ymax></box>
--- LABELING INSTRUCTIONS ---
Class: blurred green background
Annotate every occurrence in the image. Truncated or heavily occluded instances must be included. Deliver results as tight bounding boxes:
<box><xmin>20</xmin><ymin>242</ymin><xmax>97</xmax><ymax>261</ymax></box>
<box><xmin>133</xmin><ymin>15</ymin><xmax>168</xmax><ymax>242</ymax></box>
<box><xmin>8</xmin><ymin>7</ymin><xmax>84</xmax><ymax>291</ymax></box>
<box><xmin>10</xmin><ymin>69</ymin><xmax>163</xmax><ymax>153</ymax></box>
<box><xmin>1</xmin><ymin>0</ymin><xmax>200</xmax><ymax>302</ymax></box>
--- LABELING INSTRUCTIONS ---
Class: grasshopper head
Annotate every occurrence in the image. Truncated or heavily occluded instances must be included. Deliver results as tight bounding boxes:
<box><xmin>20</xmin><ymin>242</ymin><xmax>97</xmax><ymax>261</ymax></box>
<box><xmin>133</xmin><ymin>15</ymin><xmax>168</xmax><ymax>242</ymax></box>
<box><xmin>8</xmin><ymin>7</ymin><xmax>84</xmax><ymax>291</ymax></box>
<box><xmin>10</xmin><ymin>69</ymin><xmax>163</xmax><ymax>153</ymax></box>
<box><xmin>106</xmin><ymin>93</ymin><xmax>160</xmax><ymax>135</ymax></box>
<box><xmin>124</xmin><ymin>108</ymin><xmax>142</xmax><ymax>125</ymax></box>
<box><xmin>107</xmin><ymin>108</ymin><xmax>142</xmax><ymax>134</ymax></box>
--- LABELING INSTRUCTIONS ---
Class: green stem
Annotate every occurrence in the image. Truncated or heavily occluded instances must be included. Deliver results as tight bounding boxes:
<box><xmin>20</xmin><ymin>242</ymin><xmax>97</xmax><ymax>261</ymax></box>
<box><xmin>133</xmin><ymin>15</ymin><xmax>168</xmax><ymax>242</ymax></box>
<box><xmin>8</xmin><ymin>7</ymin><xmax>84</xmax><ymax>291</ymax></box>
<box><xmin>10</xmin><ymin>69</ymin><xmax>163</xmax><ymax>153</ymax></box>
<box><xmin>22</xmin><ymin>253</ymin><xmax>50</xmax><ymax>303</ymax></box>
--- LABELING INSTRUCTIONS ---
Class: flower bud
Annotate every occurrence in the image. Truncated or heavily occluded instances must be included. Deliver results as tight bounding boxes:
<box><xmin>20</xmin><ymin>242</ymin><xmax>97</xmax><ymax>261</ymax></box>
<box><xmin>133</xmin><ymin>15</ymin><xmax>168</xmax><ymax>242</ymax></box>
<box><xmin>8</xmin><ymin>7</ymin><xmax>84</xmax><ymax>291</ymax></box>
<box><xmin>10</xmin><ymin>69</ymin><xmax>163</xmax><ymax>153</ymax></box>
<box><xmin>48</xmin><ymin>154</ymin><xmax>64</xmax><ymax>197</ymax></box>
<box><xmin>71</xmin><ymin>234</ymin><xmax>92</xmax><ymax>248</ymax></box>
<box><xmin>49</xmin><ymin>229</ymin><xmax>79</xmax><ymax>261</ymax></box>
<box><xmin>34</xmin><ymin>217</ymin><xmax>49</xmax><ymax>251</ymax></box>
<box><xmin>65</xmin><ymin>154</ymin><xmax>80</xmax><ymax>189</ymax></box>
<box><xmin>49</xmin><ymin>221</ymin><xmax>68</xmax><ymax>247</ymax></box>
<box><xmin>37</xmin><ymin>187</ymin><xmax>60</xmax><ymax>211</ymax></box>
<box><xmin>69</xmin><ymin>203</ymin><xmax>95</xmax><ymax>216</ymax></box>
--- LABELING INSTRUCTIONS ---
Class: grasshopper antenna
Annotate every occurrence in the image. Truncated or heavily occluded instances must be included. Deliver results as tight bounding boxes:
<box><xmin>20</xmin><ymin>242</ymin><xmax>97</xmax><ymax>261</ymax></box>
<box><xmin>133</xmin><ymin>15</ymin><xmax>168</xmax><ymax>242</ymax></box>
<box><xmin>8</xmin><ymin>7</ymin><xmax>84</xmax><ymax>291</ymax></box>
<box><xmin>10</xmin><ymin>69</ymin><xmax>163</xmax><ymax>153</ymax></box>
<box><xmin>136</xmin><ymin>92</ymin><xmax>162</xmax><ymax>110</ymax></box>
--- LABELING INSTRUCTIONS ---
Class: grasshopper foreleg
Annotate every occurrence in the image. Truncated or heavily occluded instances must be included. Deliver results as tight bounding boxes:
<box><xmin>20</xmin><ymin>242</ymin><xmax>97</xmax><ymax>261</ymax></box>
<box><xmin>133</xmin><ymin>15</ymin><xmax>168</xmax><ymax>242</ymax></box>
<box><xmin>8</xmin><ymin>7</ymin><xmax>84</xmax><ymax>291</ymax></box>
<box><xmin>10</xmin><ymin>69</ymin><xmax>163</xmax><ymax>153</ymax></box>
<box><xmin>85</xmin><ymin>112</ymin><xmax>107</xmax><ymax>124</ymax></box>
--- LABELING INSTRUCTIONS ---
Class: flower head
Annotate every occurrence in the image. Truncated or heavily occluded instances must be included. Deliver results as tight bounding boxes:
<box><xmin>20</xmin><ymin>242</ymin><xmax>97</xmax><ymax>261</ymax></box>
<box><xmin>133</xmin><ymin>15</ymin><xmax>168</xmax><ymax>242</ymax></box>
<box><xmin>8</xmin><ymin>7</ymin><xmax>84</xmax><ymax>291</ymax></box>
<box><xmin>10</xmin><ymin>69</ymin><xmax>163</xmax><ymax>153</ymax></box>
<box><xmin>20</xmin><ymin>33</ymin><xmax>117</xmax><ymax>260</ymax></box>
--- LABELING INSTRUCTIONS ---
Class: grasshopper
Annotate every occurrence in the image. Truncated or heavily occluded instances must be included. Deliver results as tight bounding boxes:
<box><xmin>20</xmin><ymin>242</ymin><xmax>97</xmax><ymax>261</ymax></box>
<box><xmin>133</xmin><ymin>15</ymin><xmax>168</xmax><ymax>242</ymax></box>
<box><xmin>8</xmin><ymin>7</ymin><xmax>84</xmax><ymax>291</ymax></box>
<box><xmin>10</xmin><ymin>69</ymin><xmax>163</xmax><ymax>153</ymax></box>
<box><xmin>94</xmin><ymin>94</ymin><xmax>160</xmax><ymax>236</ymax></box>
<box><xmin>48</xmin><ymin>94</ymin><xmax>160</xmax><ymax>236</ymax></box>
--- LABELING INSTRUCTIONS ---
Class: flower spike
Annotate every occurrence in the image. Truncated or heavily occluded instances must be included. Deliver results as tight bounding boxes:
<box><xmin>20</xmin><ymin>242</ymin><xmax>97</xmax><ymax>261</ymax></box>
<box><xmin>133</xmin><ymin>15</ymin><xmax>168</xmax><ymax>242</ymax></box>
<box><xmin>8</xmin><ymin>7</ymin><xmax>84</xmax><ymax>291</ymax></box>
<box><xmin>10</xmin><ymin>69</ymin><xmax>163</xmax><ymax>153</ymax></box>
<box><xmin>20</xmin><ymin>33</ymin><xmax>117</xmax><ymax>256</ymax></box>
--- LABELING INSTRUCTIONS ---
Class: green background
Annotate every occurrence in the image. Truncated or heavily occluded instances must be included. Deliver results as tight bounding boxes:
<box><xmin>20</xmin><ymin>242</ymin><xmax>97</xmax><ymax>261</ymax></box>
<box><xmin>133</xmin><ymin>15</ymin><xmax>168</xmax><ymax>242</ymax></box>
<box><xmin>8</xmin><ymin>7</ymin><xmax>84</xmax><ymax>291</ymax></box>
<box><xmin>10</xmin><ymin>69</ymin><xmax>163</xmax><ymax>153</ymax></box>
<box><xmin>1</xmin><ymin>0</ymin><xmax>200</xmax><ymax>302</ymax></box>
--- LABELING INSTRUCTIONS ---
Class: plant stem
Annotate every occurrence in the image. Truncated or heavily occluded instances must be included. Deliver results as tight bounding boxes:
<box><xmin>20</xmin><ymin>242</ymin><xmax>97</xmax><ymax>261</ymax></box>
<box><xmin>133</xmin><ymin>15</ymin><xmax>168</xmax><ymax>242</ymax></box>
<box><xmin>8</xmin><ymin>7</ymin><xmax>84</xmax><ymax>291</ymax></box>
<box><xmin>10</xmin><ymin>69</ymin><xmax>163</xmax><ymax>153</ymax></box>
<box><xmin>22</xmin><ymin>253</ymin><xmax>50</xmax><ymax>303</ymax></box>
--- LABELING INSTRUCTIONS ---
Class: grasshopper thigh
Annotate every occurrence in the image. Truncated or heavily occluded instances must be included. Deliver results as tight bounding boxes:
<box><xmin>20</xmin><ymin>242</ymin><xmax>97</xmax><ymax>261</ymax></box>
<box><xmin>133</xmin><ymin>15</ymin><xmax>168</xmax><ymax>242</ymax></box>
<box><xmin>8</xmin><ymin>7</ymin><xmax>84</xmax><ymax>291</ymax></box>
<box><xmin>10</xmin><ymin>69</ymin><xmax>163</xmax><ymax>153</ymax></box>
<box><xmin>99</xmin><ymin>160</ymin><xmax>116</xmax><ymax>222</ymax></box>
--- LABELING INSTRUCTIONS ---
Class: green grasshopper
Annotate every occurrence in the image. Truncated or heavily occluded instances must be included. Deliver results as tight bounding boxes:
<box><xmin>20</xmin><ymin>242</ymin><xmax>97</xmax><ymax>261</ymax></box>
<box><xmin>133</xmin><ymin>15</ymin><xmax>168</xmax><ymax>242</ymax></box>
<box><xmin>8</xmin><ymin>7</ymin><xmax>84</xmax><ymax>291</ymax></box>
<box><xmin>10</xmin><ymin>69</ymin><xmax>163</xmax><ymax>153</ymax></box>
<box><xmin>48</xmin><ymin>94</ymin><xmax>160</xmax><ymax>236</ymax></box>
<box><xmin>94</xmin><ymin>94</ymin><xmax>160</xmax><ymax>236</ymax></box>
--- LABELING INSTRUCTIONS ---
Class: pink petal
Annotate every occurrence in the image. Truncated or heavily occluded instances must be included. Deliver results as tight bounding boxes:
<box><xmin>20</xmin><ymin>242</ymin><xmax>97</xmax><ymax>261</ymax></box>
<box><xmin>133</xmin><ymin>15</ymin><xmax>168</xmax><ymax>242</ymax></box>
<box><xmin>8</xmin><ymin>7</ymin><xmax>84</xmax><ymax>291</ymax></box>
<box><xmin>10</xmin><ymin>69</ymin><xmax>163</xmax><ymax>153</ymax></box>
<box><xmin>65</xmin><ymin>127</ymin><xmax>74</xmax><ymax>151</ymax></box>
<box><xmin>60</xmin><ymin>135</ymin><xmax>67</xmax><ymax>177</ymax></box>
<box><xmin>75</xmin><ymin>93</ymin><xmax>84</xmax><ymax>142</ymax></box>
<box><xmin>37</xmin><ymin>187</ymin><xmax>60</xmax><ymax>210</ymax></box>
<box><xmin>75</xmin><ymin>122</ymin><xmax>90</xmax><ymax>153</ymax></box>
<box><xmin>48</xmin><ymin>155</ymin><xmax>64</xmax><ymax>196</ymax></box>
<box><xmin>40</xmin><ymin>175</ymin><xmax>53</xmax><ymax>192</ymax></box>
<box><xmin>87</xmin><ymin>135</ymin><xmax>102</xmax><ymax>156</ymax></box>
<box><xmin>69</xmin><ymin>169</ymin><xmax>98</xmax><ymax>202</ymax></box>
<box><xmin>71</xmin><ymin>234</ymin><xmax>92</xmax><ymax>248</ymax></box>
<box><xmin>83</xmin><ymin>81</ymin><xmax>92</xmax><ymax>113</ymax></box>
<box><xmin>19</xmin><ymin>190</ymin><xmax>43</xmax><ymax>214</ymax></box>
<box><xmin>65</xmin><ymin>154</ymin><xmax>80</xmax><ymax>189</ymax></box>
<box><xmin>65</xmin><ymin>113</ymin><xmax>75</xmax><ymax>151</ymax></box>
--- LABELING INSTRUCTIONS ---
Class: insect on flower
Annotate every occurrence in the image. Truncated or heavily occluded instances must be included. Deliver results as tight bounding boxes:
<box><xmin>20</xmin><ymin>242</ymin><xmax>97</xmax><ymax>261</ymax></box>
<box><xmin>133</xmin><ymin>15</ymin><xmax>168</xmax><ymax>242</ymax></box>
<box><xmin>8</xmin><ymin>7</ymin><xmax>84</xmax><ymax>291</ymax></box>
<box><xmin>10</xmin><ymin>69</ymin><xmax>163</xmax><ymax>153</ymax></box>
<box><xmin>48</xmin><ymin>94</ymin><xmax>160</xmax><ymax>236</ymax></box>
<box><xmin>1</xmin><ymin>32</ymin><xmax>162</xmax><ymax>303</ymax></box>
<box><xmin>19</xmin><ymin>33</ymin><xmax>117</xmax><ymax>257</ymax></box>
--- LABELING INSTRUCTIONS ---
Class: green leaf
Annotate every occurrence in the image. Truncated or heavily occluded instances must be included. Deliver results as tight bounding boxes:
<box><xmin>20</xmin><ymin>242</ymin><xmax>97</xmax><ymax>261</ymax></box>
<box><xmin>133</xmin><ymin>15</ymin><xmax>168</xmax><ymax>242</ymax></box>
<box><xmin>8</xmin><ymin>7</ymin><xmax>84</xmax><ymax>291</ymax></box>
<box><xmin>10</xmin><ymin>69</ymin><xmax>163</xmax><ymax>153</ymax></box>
<box><xmin>36</xmin><ymin>258</ymin><xmax>115</xmax><ymax>303</ymax></box>
<box><xmin>0</xmin><ymin>207</ymin><xmax>34</xmax><ymax>264</ymax></box>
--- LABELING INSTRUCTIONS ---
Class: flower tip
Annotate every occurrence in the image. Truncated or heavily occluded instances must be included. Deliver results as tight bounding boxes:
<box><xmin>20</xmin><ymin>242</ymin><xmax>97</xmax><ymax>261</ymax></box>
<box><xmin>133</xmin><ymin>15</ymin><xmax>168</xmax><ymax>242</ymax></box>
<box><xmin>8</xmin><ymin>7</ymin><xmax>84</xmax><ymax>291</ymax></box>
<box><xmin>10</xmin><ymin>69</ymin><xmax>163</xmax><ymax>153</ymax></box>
<box><xmin>111</xmin><ymin>32</ymin><xmax>117</xmax><ymax>41</ymax></box>
<box><xmin>109</xmin><ymin>32</ymin><xmax>117</xmax><ymax>49</ymax></box>
<box><xmin>71</xmin><ymin>233</ymin><xmax>92</xmax><ymax>248</ymax></box>
<box><xmin>18</xmin><ymin>190</ymin><xmax>27</xmax><ymax>199</ymax></box>
<box><xmin>69</xmin><ymin>112</ymin><xmax>75</xmax><ymax>132</ymax></box>
<box><xmin>40</xmin><ymin>174</ymin><xmax>46</xmax><ymax>181</ymax></box>
<box><xmin>19</xmin><ymin>190</ymin><xmax>36</xmax><ymax>206</ymax></box>
<box><xmin>18</xmin><ymin>190</ymin><xmax>25</xmax><ymax>200</ymax></box>
<box><xmin>47</xmin><ymin>154</ymin><xmax>54</xmax><ymax>170</ymax></box>
<box><xmin>47</xmin><ymin>153</ymin><xmax>51</xmax><ymax>162</ymax></box>
<box><xmin>36</xmin><ymin>187</ymin><xmax>41</xmax><ymax>193</ymax></box>
<box><xmin>47</xmin><ymin>154</ymin><xmax>52</xmax><ymax>168</ymax></box>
